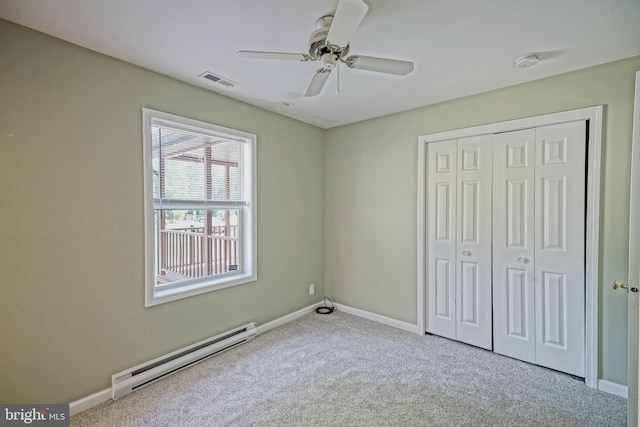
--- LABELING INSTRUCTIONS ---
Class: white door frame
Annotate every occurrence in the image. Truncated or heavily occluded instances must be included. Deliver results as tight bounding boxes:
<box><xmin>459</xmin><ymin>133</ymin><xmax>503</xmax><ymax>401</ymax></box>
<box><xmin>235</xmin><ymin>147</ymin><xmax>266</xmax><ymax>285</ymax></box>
<box><xmin>417</xmin><ymin>105</ymin><xmax>603</xmax><ymax>389</ymax></box>
<box><xmin>627</xmin><ymin>71</ymin><xmax>640</xmax><ymax>426</ymax></box>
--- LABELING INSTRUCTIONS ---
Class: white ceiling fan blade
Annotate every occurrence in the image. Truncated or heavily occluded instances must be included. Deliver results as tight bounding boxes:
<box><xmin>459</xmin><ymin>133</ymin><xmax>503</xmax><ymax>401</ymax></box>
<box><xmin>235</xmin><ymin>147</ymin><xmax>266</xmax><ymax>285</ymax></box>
<box><xmin>305</xmin><ymin>69</ymin><xmax>331</xmax><ymax>97</ymax></box>
<box><xmin>326</xmin><ymin>0</ymin><xmax>369</xmax><ymax>47</ymax></box>
<box><xmin>237</xmin><ymin>51</ymin><xmax>308</xmax><ymax>61</ymax></box>
<box><xmin>345</xmin><ymin>55</ymin><xmax>414</xmax><ymax>75</ymax></box>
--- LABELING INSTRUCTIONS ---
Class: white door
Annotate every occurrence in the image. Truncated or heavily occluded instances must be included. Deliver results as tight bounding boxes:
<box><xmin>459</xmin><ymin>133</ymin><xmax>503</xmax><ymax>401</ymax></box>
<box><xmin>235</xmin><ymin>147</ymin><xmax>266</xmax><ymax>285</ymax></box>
<box><xmin>628</xmin><ymin>254</ymin><xmax>639</xmax><ymax>427</ymax></box>
<box><xmin>427</xmin><ymin>139</ymin><xmax>457</xmax><ymax>340</ymax></box>
<box><xmin>427</xmin><ymin>136</ymin><xmax>493</xmax><ymax>349</ymax></box>
<box><xmin>534</xmin><ymin>121</ymin><xmax>586</xmax><ymax>377</ymax></box>
<box><xmin>492</xmin><ymin>122</ymin><xmax>586</xmax><ymax>376</ymax></box>
<box><xmin>625</xmin><ymin>70</ymin><xmax>640</xmax><ymax>427</ymax></box>
<box><xmin>428</xmin><ymin>124</ymin><xmax>585</xmax><ymax>366</ymax></box>
<box><xmin>456</xmin><ymin>135</ymin><xmax>493</xmax><ymax>349</ymax></box>
<box><xmin>492</xmin><ymin>129</ymin><xmax>536</xmax><ymax>362</ymax></box>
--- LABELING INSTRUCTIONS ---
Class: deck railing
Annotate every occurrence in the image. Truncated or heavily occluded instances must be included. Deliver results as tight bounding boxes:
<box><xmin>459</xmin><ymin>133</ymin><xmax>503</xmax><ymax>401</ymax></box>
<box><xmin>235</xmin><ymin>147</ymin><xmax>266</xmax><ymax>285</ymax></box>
<box><xmin>157</xmin><ymin>226</ymin><xmax>238</xmax><ymax>283</ymax></box>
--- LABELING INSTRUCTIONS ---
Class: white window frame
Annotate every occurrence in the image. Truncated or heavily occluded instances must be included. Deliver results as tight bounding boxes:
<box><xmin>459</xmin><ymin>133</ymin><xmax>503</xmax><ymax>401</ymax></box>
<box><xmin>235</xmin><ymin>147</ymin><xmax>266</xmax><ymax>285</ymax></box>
<box><xmin>142</xmin><ymin>108</ymin><xmax>257</xmax><ymax>307</ymax></box>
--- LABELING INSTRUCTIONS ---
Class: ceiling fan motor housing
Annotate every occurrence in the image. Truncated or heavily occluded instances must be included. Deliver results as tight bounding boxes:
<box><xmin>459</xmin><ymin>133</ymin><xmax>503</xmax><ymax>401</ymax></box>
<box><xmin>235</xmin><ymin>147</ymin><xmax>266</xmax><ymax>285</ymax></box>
<box><xmin>308</xmin><ymin>15</ymin><xmax>349</xmax><ymax>60</ymax></box>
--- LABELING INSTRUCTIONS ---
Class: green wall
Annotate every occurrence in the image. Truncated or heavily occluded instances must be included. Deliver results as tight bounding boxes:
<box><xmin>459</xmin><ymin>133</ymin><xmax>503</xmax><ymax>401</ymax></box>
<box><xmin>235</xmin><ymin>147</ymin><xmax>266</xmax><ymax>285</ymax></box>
<box><xmin>0</xmin><ymin>19</ymin><xmax>325</xmax><ymax>403</ymax></box>
<box><xmin>325</xmin><ymin>56</ymin><xmax>640</xmax><ymax>385</ymax></box>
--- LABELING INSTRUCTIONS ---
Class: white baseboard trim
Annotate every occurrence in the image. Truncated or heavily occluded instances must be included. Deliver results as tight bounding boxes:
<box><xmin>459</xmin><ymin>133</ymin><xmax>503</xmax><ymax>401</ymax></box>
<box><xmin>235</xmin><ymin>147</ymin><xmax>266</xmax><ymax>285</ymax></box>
<box><xmin>69</xmin><ymin>301</ymin><xmax>324</xmax><ymax>416</ymax></box>
<box><xmin>597</xmin><ymin>379</ymin><xmax>628</xmax><ymax>399</ymax></box>
<box><xmin>256</xmin><ymin>301</ymin><xmax>324</xmax><ymax>335</ymax></box>
<box><xmin>335</xmin><ymin>303</ymin><xmax>421</xmax><ymax>335</ymax></box>
<box><xmin>69</xmin><ymin>388</ymin><xmax>111</xmax><ymax>416</ymax></box>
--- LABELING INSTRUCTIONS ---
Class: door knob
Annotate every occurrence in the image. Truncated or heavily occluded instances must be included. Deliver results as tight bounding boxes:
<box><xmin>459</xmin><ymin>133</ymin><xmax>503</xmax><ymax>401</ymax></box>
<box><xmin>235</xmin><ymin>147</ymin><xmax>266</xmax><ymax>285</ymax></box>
<box><xmin>517</xmin><ymin>257</ymin><xmax>529</xmax><ymax>264</ymax></box>
<box><xmin>612</xmin><ymin>281</ymin><xmax>628</xmax><ymax>290</ymax></box>
<box><xmin>462</xmin><ymin>251</ymin><xmax>471</xmax><ymax>256</ymax></box>
<box><xmin>612</xmin><ymin>281</ymin><xmax>638</xmax><ymax>292</ymax></box>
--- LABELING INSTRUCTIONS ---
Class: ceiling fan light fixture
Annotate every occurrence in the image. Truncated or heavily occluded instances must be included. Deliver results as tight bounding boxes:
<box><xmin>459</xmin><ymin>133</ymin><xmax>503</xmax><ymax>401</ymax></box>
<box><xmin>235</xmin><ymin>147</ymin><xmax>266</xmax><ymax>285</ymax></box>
<box><xmin>514</xmin><ymin>54</ymin><xmax>539</xmax><ymax>68</ymax></box>
<box><xmin>321</xmin><ymin>52</ymin><xmax>338</xmax><ymax>69</ymax></box>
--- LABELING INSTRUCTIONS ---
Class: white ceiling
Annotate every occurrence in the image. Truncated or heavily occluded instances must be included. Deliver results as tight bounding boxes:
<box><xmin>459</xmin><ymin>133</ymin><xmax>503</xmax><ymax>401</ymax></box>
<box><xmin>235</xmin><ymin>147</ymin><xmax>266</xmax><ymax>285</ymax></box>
<box><xmin>1</xmin><ymin>0</ymin><xmax>639</xmax><ymax>129</ymax></box>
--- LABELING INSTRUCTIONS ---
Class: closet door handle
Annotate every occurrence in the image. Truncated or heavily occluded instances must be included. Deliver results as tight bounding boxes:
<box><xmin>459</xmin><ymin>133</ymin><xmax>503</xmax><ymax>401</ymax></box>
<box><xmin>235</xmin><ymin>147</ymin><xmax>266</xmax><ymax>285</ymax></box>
<box><xmin>462</xmin><ymin>251</ymin><xmax>471</xmax><ymax>257</ymax></box>
<box><xmin>517</xmin><ymin>257</ymin><xmax>529</xmax><ymax>264</ymax></box>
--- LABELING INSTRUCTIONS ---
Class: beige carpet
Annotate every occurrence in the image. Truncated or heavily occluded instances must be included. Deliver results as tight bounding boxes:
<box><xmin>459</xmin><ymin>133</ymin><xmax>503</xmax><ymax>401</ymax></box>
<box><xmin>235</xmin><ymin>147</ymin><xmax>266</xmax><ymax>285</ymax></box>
<box><xmin>71</xmin><ymin>310</ymin><xmax>626</xmax><ymax>426</ymax></box>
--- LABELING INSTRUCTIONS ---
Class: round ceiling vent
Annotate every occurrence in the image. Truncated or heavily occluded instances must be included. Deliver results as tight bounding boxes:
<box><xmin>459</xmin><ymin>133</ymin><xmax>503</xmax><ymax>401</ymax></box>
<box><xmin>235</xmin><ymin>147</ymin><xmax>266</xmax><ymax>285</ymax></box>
<box><xmin>514</xmin><ymin>54</ymin><xmax>540</xmax><ymax>68</ymax></box>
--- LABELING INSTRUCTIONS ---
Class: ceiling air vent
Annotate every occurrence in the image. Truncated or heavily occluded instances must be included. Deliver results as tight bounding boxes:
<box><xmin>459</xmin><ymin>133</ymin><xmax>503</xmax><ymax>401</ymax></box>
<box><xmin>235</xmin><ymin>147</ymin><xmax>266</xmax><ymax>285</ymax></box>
<box><xmin>199</xmin><ymin>71</ymin><xmax>237</xmax><ymax>88</ymax></box>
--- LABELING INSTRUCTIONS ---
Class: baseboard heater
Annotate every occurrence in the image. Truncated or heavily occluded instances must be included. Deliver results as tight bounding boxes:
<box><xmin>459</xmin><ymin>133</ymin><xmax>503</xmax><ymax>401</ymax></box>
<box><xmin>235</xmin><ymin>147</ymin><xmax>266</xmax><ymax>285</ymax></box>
<box><xmin>111</xmin><ymin>322</ymin><xmax>257</xmax><ymax>399</ymax></box>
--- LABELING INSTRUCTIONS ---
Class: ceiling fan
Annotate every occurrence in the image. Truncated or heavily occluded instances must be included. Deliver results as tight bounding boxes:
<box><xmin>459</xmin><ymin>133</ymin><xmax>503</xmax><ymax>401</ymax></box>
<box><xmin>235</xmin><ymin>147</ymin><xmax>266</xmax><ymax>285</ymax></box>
<box><xmin>237</xmin><ymin>0</ymin><xmax>414</xmax><ymax>97</ymax></box>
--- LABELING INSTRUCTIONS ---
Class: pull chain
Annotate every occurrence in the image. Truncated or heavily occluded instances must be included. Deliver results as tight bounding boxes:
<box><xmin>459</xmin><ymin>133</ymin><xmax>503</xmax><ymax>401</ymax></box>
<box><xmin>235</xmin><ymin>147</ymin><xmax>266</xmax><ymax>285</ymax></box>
<box><xmin>336</xmin><ymin>60</ymin><xmax>340</xmax><ymax>94</ymax></box>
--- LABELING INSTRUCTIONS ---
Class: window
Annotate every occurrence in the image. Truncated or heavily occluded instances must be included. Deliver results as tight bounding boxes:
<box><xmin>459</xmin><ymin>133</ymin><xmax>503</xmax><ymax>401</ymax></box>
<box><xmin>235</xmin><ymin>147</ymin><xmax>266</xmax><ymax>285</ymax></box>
<box><xmin>142</xmin><ymin>109</ymin><xmax>256</xmax><ymax>306</ymax></box>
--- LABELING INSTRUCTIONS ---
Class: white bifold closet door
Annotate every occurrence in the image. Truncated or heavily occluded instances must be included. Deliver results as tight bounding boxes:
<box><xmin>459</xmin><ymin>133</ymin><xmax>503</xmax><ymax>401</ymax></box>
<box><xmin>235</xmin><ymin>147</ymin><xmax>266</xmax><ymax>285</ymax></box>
<box><xmin>492</xmin><ymin>128</ymin><xmax>536</xmax><ymax>363</ymax></box>
<box><xmin>493</xmin><ymin>121</ymin><xmax>586</xmax><ymax>377</ymax></box>
<box><xmin>427</xmin><ymin>135</ymin><xmax>493</xmax><ymax>350</ymax></box>
<box><xmin>427</xmin><ymin>139</ymin><xmax>457</xmax><ymax>340</ymax></box>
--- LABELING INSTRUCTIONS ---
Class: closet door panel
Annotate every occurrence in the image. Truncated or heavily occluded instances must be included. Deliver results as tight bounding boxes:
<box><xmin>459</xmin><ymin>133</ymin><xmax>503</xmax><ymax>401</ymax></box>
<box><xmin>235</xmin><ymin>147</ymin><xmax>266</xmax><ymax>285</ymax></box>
<box><xmin>534</xmin><ymin>121</ymin><xmax>586</xmax><ymax>377</ymax></box>
<box><xmin>427</xmin><ymin>140</ymin><xmax>457</xmax><ymax>339</ymax></box>
<box><xmin>492</xmin><ymin>129</ymin><xmax>536</xmax><ymax>363</ymax></box>
<box><xmin>456</xmin><ymin>135</ymin><xmax>493</xmax><ymax>350</ymax></box>
<box><xmin>460</xmin><ymin>261</ymin><xmax>479</xmax><ymax>324</ymax></box>
<box><xmin>506</xmin><ymin>268</ymin><xmax>529</xmax><ymax>336</ymax></box>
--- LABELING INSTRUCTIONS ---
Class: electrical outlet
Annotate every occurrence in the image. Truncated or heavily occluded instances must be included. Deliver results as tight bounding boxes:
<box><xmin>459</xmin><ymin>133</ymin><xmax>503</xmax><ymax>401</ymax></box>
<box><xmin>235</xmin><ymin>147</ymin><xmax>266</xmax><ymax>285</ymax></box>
<box><xmin>309</xmin><ymin>283</ymin><xmax>315</xmax><ymax>295</ymax></box>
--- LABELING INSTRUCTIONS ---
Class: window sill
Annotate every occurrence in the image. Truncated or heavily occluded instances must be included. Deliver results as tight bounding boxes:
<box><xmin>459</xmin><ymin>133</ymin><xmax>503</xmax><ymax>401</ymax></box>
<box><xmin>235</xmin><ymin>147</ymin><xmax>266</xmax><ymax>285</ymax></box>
<box><xmin>145</xmin><ymin>272</ymin><xmax>257</xmax><ymax>307</ymax></box>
